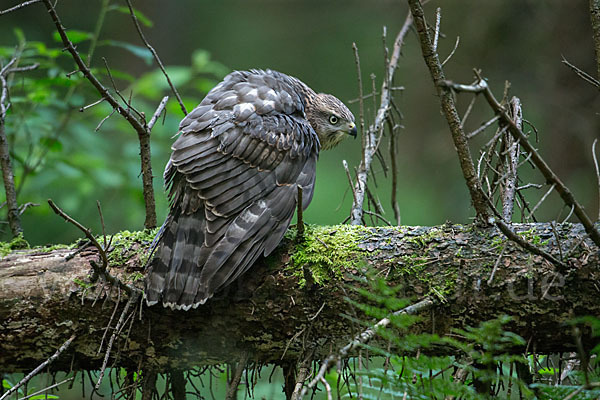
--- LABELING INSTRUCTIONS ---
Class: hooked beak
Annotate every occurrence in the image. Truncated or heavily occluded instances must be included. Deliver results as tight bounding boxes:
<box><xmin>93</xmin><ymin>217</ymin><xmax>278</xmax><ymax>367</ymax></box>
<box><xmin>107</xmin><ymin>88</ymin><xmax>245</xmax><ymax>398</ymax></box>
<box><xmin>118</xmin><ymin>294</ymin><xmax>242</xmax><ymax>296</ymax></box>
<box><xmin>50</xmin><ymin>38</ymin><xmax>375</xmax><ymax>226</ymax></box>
<box><xmin>348</xmin><ymin>123</ymin><xmax>357</xmax><ymax>138</ymax></box>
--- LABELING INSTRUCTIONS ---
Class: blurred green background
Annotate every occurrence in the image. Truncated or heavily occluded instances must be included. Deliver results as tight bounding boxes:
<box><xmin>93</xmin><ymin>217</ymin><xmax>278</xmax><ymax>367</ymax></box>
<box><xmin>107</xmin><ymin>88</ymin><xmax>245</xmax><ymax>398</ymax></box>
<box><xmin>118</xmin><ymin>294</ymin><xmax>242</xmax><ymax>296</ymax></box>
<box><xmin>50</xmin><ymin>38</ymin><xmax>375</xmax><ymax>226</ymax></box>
<box><xmin>0</xmin><ymin>0</ymin><xmax>598</xmax><ymax>246</ymax></box>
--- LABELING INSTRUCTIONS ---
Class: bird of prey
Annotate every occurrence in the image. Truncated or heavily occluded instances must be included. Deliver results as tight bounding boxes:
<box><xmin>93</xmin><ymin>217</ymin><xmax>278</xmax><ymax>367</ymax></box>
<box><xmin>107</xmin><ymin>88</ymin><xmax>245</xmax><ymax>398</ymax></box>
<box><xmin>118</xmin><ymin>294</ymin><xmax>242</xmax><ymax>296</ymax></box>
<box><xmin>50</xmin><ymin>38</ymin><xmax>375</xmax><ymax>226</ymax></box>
<box><xmin>145</xmin><ymin>69</ymin><xmax>356</xmax><ymax>310</ymax></box>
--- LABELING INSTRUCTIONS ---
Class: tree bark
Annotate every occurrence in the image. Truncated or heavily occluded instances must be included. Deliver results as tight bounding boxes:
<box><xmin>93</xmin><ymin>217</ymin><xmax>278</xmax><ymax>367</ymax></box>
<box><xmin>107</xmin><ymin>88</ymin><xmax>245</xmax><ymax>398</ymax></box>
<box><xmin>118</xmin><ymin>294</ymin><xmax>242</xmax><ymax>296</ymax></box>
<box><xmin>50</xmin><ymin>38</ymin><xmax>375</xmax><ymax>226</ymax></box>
<box><xmin>590</xmin><ymin>0</ymin><xmax>600</xmax><ymax>79</ymax></box>
<box><xmin>0</xmin><ymin>223</ymin><xmax>598</xmax><ymax>373</ymax></box>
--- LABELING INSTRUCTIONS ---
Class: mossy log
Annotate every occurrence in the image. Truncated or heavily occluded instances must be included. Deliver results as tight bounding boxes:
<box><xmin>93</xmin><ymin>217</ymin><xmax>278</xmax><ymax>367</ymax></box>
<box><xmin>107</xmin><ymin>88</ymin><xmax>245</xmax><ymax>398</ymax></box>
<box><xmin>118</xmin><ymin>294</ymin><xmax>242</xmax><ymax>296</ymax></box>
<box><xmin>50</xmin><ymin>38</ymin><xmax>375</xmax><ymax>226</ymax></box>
<box><xmin>0</xmin><ymin>223</ymin><xmax>598</xmax><ymax>372</ymax></box>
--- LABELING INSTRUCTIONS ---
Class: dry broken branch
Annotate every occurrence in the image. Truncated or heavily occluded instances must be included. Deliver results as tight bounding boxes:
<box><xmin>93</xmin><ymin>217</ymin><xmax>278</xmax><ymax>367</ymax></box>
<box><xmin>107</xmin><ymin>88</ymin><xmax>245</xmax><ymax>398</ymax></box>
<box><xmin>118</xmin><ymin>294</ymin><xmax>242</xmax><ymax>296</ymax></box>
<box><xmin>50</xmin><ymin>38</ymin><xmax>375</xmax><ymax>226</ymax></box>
<box><xmin>349</xmin><ymin>12</ymin><xmax>413</xmax><ymax>225</ymax></box>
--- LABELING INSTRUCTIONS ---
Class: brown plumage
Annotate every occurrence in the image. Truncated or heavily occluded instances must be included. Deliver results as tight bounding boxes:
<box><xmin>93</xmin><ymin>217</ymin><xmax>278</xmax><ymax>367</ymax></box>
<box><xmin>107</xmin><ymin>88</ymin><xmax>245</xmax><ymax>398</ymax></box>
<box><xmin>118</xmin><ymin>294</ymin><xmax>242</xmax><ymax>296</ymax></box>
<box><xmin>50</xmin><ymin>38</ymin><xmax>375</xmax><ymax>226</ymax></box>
<box><xmin>145</xmin><ymin>69</ymin><xmax>356</xmax><ymax>310</ymax></box>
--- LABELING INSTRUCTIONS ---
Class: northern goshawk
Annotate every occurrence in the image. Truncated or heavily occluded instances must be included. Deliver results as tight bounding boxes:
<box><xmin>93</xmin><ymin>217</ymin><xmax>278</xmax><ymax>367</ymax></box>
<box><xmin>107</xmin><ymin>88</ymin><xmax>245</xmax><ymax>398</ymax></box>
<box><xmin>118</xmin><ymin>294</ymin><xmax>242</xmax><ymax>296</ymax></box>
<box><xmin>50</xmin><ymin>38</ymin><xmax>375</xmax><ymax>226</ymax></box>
<box><xmin>145</xmin><ymin>69</ymin><xmax>356</xmax><ymax>310</ymax></box>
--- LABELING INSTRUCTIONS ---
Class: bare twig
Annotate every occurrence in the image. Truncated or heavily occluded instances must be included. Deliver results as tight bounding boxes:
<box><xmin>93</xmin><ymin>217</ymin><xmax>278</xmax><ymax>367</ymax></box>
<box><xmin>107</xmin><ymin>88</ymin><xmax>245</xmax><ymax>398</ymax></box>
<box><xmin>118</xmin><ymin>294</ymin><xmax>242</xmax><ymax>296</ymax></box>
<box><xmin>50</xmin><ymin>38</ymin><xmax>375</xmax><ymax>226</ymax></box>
<box><xmin>408</xmin><ymin>1</ymin><xmax>490</xmax><ymax>222</ymax></box>
<box><xmin>125</xmin><ymin>0</ymin><xmax>187</xmax><ymax>115</ymax></box>
<box><xmin>41</xmin><ymin>0</ymin><xmax>157</xmax><ymax>228</ymax></box>
<box><xmin>0</xmin><ymin>56</ymin><xmax>23</xmax><ymax>236</ymax></box>
<box><xmin>0</xmin><ymin>335</ymin><xmax>76</xmax><ymax>400</ymax></box>
<box><xmin>349</xmin><ymin>11</ymin><xmax>413</xmax><ymax>225</ymax></box>
<box><xmin>47</xmin><ymin>199</ymin><xmax>139</xmax><ymax>295</ymax></box>
<box><xmin>290</xmin><ymin>348</ymin><xmax>315</xmax><ymax>400</ymax></box>
<box><xmin>561</xmin><ymin>56</ymin><xmax>600</xmax><ymax>89</ymax></box>
<box><xmin>342</xmin><ymin>159</ymin><xmax>358</xmax><ymax>205</ymax></box>
<box><xmin>19</xmin><ymin>378</ymin><xmax>74</xmax><ymax>400</ymax></box>
<box><xmin>487</xmin><ymin>244</ymin><xmax>507</xmax><ymax>285</ymax></box>
<box><xmin>441</xmin><ymin>36</ymin><xmax>460</xmax><ymax>67</ymax></box>
<box><xmin>528</xmin><ymin>183</ymin><xmax>556</xmax><ymax>219</ymax></box>
<box><xmin>492</xmin><ymin>218</ymin><xmax>568</xmax><ymax>270</ymax></box>
<box><xmin>593</xmin><ymin>138</ymin><xmax>600</xmax><ymax>221</ymax></box>
<box><xmin>95</xmin><ymin>292</ymin><xmax>139</xmax><ymax>391</ymax></box>
<box><xmin>586</xmin><ymin>0</ymin><xmax>600</xmax><ymax>79</ymax></box>
<box><xmin>79</xmin><ymin>97</ymin><xmax>106</xmax><ymax>112</ymax></box>
<box><xmin>501</xmin><ymin>97</ymin><xmax>521</xmax><ymax>221</ymax></box>
<box><xmin>388</xmin><ymin>121</ymin><xmax>401</xmax><ymax>225</ymax></box>
<box><xmin>300</xmin><ymin>297</ymin><xmax>434</xmax><ymax>397</ymax></box>
<box><xmin>467</xmin><ymin>115</ymin><xmax>500</xmax><ymax>140</ymax></box>
<box><xmin>296</xmin><ymin>185</ymin><xmax>304</xmax><ymax>241</ymax></box>
<box><xmin>442</xmin><ymin>74</ymin><xmax>600</xmax><ymax>247</ymax></box>
<box><xmin>432</xmin><ymin>7</ymin><xmax>441</xmax><ymax>53</ymax></box>
<box><xmin>225</xmin><ymin>351</ymin><xmax>249</xmax><ymax>400</ymax></box>
<box><xmin>147</xmin><ymin>95</ymin><xmax>169</xmax><ymax>131</ymax></box>
<box><xmin>0</xmin><ymin>0</ymin><xmax>41</xmax><ymax>15</ymax></box>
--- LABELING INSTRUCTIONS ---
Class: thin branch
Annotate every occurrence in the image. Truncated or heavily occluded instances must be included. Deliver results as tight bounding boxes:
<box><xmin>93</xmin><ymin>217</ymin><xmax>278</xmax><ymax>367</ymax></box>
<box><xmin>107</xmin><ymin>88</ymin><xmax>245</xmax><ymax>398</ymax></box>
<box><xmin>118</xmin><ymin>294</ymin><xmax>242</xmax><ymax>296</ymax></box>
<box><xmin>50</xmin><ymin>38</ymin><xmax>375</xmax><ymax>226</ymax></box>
<box><xmin>388</xmin><ymin>121</ymin><xmax>401</xmax><ymax>225</ymax></box>
<box><xmin>467</xmin><ymin>115</ymin><xmax>500</xmax><ymax>140</ymax></box>
<box><xmin>593</xmin><ymin>138</ymin><xmax>600</xmax><ymax>221</ymax></box>
<box><xmin>0</xmin><ymin>53</ymin><xmax>37</xmax><ymax>236</ymax></box>
<box><xmin>296</xmin><ymin>186</ymin><xmax>304</xmax><ymax>241</ymax></box>
<box><xmin>442</xmin><ymin>73</ymin><xmax>600</xmax><ymax>247</ymax></box>
<box><xmin>19</xmin><ymin>378</ymin><xmax>74</xmax><ymax>400</ymax></box>
<box><xmin>79</xmin><ymin>96</ymin><xmax>106</xmax><ymax>112</ymax></box>
<box><xmin>349</xmin><ymin>11</ymin><xmax>413</xmax><ymax>225</ymax></box>
<box><xmin>561</xmin><ymin>56</ymin><xmax>600</xmax><ymax>89</ymax></box>
<box><xmin>300</xmin><ymin>297</ymin><xmax>434</xmax><ymax>397</ymax></box>
<box><xmin>501</xmin><ymin>97</ymin><xmax>521</xmax><ymax>221</ymax></box>
<box><xmin>432</xmin><ymin>7</ymin><xmax>441</xmax><ymax>53</ymax></box>
<box><xmin>528</xmin><ymin>183</ymin><xmax>556</xmax><ymax>219</ymax></box>
<box><xmin>492</xmin><ymin>218</ymin><xmax>568</xmax><ymax>271</ymax></box>
<box><xmin>95</xmin><ymin>292</ymin><xmax>139</xmax><ymax>391</ymax></box>
<box><xmin>225</xmin><ymin>351</ymin><xmax>249</xmax><ymax>400</ymax></box>
<box><xmin>408</xmin><ymin>1</ymin><xmax>490</xmax><ymax>222</ymax></box>
<box><xmin>290</xmin><ymin>348</ymin><xmax>315</xmax><ymax>400</ymax></box>
<box><xmin>41</xmin><ymin>0</ymin><xmax>157</xmax><ymax>228</ymax></box>
<box><xmin>441</xmin><ymin>36</ymin><xmax>460</xmax><ymax>67</ymax></box>
<box><xmin>47</xmin><ymin>199</ymin><xmax>139</xmax><ymax>296</ymax></box>
<box><xmin>147</xmin><ymin>95</ymin><xmax>169</xmax><ymax>131</ymax></box>
<box><xmin>125</xmin><ymin>0</ymin><xmax>187</xmax><ymax>115</ymax></box>
<box><xmin>588</xmin><ymin>0</ymin><xmax>600</xmax><ymax>79</ymax></box>
<box><xmin>342</xmin><ymin>159</ymin><xmax>358</xmax><ymax>206</ymax></box>
<box><xmin>0</xmin><ymin>335</ymin><xmax>76</xmax><ymax>400</ymax></box>
<box><xmin>0</xmin><ymin>57</ymin><xmax>21</xmax><ymax>237</ymax></box>
<box><xmin>0</xmin><ymin>0</ymin><xmax>41</xmax><ymax>15</ymax></box>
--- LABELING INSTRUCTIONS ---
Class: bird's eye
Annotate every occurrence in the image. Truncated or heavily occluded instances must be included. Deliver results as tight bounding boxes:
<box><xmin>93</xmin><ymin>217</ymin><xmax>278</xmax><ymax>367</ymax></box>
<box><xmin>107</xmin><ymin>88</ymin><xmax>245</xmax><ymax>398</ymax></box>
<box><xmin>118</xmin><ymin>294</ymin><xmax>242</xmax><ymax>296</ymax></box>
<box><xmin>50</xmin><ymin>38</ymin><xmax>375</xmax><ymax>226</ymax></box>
<box><xmin>329</xmin><ymin>115</ymin><xmax>339</xmax><ymax>125</ymax></box>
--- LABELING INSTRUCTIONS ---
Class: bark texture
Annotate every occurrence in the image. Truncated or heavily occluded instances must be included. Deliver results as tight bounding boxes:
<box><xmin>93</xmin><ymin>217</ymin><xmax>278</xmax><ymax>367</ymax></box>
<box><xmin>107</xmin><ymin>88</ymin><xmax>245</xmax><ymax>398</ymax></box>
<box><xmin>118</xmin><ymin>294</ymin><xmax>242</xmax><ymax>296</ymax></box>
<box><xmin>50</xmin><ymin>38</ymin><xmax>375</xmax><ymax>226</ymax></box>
<box><xmin>0</xmin><ymin>223</ymin><xmax>598</xmax><ymax>373</ymax></box>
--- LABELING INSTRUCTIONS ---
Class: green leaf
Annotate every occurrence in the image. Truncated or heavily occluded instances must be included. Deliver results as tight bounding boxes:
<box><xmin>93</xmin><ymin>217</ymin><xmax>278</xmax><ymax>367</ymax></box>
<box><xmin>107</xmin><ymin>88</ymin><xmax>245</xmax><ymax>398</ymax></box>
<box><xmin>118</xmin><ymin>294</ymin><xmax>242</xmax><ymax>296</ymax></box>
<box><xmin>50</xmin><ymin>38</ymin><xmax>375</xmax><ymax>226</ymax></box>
<box><xmin>134</xmin><ymin>67</ymin><xmax>192</xmax><ymax>99</ymax></box>
<box><xmin>100</xmin><ymin>40</ymin><xmax>153</xmax><ymax>65</ymax></box>
<box><xmin>109</xmin><ymin>5</ymin><xmax>153</xmax><ymax>27</ymax></box>
<box><xmin>191</xmin><ymin>49</ymin><xmax>229</xmax><ymax>78</ymax></box>
<box><xmin>13</xmin><ymin>27</ymin><xmax>26</xmax><ymax>45</ymax></box>
<box><xmin>40</xmin><ymin>137</ymin><xmax>63</xmax><ymax>153</ymax></box>
<box><xmin>52</xmin><ymin>30</ymin><xmax>93</xmax><ymax>44</ymax></box>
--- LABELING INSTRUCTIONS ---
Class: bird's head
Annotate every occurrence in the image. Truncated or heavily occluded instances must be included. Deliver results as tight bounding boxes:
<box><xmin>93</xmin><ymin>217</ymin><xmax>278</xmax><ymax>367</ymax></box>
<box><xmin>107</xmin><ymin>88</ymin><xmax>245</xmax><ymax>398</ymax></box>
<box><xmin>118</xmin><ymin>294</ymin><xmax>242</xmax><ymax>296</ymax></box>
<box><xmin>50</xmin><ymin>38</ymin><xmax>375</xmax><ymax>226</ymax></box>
<box><xmin>306</xmin><ymin>93</ymin><xmax>357</xmax><ymax>150</ymax></box>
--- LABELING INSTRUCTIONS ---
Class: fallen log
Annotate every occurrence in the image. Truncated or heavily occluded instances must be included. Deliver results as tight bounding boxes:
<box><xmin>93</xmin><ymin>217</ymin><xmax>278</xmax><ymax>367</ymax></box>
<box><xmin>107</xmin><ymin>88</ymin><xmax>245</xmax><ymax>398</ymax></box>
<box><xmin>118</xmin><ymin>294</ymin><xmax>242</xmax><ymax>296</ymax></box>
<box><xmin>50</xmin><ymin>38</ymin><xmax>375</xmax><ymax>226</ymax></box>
<box><xmin>0</xmin><ymin>223</ymin><xmax>598</xmax><ymax>372</ymax></box>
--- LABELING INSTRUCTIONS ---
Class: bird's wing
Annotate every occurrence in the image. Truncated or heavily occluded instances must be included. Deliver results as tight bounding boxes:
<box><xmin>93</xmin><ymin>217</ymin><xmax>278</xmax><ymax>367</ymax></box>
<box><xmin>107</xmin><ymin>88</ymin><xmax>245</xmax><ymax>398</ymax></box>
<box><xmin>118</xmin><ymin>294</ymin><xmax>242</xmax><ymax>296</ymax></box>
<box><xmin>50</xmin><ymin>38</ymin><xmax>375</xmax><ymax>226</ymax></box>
<box><xmin>151</xmin><ymin>70</ymin><xmax>319</xmax><ymax>308</ymax></box>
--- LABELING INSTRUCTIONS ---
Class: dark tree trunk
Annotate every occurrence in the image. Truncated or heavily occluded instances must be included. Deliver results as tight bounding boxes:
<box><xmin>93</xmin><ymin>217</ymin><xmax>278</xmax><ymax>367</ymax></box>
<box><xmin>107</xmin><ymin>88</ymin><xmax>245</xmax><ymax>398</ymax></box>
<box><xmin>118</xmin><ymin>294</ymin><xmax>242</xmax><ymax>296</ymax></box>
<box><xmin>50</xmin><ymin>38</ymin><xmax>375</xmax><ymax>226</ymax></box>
<box><xmin>0</xmin><ymin>223</ymin><xmax>598</xmax><ymax>372</ymax></box>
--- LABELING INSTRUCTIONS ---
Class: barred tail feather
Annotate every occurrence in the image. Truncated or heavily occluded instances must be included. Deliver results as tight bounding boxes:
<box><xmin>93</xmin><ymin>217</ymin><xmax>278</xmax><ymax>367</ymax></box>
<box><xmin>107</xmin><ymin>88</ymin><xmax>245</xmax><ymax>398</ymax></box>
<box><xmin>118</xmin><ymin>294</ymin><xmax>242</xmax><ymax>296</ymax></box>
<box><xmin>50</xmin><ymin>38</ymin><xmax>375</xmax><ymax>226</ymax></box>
<box><xmin>145</xmin><ymin>208</ymin><xmax>208</xmax><ymax>310</ymax></box>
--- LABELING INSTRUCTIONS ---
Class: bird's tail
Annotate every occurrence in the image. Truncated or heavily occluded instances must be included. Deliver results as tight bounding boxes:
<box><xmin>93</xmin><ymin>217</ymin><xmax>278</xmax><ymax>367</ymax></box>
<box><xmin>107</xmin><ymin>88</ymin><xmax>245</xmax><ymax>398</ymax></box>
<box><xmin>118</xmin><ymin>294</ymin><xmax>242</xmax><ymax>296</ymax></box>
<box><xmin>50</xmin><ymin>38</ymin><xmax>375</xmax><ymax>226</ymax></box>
<box><xmin>145</xmin><ymin>208</ymin><xmax>207</xmax><ymax>310</ymax></box>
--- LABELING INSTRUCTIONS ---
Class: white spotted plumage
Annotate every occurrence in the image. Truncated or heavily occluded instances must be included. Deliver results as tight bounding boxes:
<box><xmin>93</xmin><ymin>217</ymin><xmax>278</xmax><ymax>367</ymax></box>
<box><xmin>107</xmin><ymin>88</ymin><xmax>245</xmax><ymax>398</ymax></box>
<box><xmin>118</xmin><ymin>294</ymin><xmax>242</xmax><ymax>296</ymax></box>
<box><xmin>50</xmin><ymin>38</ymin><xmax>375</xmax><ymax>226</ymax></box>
<box><xmin>145</xmin><ymin>69</ymin><xmax>356</xmax><ymax>309</ymax></box>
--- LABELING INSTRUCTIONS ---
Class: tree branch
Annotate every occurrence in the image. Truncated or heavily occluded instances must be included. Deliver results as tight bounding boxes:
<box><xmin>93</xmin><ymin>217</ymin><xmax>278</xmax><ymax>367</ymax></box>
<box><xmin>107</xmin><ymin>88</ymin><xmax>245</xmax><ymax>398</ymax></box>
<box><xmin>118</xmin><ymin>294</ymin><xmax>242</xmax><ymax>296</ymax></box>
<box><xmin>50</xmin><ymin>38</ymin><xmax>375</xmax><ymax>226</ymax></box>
<box><xmin>349</xmin><ymin>12</ymin><xmax>413</xmax><ymax>225</ymax></box>
<box><xmin>590</xmin><ymin>0</ymin><xmax>600</xmax><ymax>79</ymax></box>
<box><xmin>0</xmin><ymin>52</ymin><xmax>38</xmax><ymax>236</ymax></box>
<box><xmin>125</xmin><ymin>0</ymin><xmax>187</xmax><ymax>116</ymax></box>
<box><xmin>41</xmin><ymin>0</ymin><xmax>157</xmax><ymax>229</ymax></box>
<box><xmin>1</xmin><ymin>223</ymin><xmax>598</xmax><ymax>373</ymax></box>
<box><xmin>408</xmin><ymin>0</ymin><xmax>490</xmax><ymax>222</ymax></box>
<box><xmin>0</xmin><ymin>0</ymin><xmax>41</xmax><ymax>15</ymax></box>
<box><xmin>440</xmin><ymin>75</ymin><xmax>600</xmax><ymax>247</ymax></box>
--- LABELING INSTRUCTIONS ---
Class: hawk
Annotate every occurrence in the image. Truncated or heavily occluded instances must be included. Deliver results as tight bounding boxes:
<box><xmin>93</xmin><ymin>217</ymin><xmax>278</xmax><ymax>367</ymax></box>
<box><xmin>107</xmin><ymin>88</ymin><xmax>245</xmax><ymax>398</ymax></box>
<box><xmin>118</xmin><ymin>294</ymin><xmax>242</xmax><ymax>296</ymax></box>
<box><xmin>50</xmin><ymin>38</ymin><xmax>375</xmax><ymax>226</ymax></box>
<box><xmin>145</xmin><ymin>69</ymin><xmax>356</xmax><ymax>310</ymax></box>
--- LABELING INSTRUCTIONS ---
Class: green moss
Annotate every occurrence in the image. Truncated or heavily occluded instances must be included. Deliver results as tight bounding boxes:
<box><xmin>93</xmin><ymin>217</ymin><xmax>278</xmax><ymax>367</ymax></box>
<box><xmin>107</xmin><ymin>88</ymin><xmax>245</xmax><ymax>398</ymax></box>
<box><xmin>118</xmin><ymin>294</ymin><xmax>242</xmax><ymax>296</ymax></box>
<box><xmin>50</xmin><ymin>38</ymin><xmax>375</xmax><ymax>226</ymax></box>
<box><xmin>288</xmin><ymin>224</ymin><xmax>368</xmax><ymax>286</ymax></box>
<box><xmin>107</xmin><ymin>228</ymin><xmax>159</xmax><ymax>266</ymax></box>
<box><xmin>0</xmin><ymin>234</ymin><xmax>30</xmax><ymax>257</ymax></box>
<box><xmin>517</xmin><ymin>228</ymin><xmax>550</xmax><ymax>247</ymax></box>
